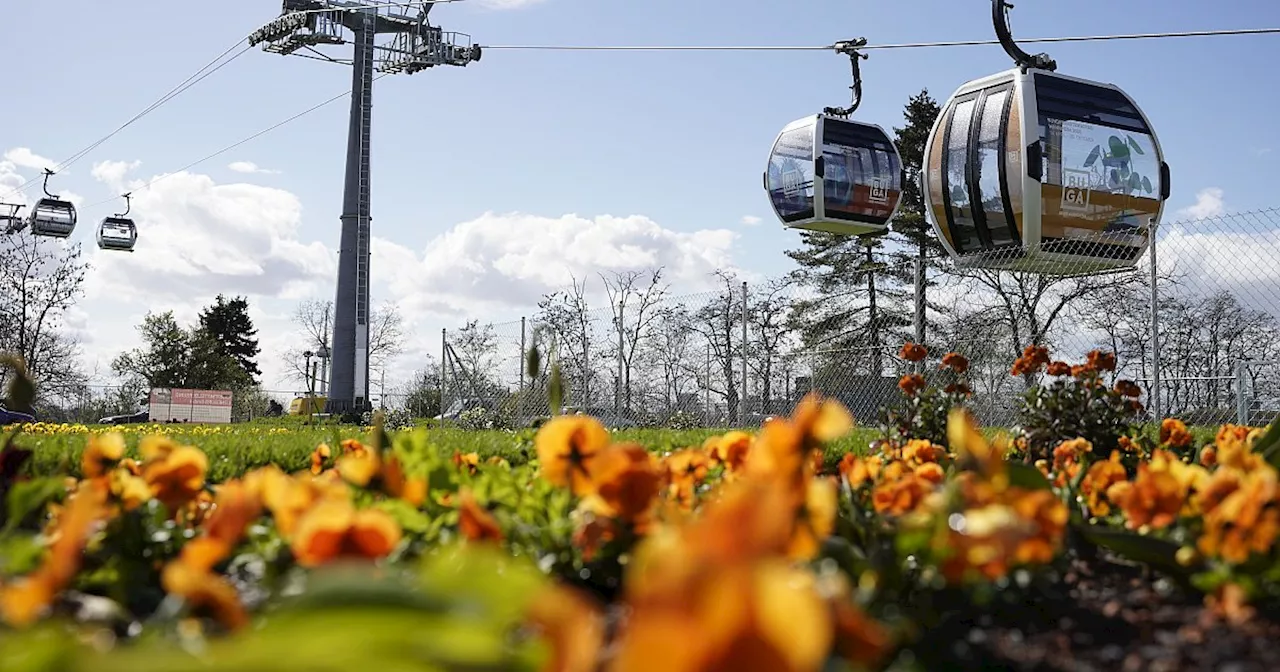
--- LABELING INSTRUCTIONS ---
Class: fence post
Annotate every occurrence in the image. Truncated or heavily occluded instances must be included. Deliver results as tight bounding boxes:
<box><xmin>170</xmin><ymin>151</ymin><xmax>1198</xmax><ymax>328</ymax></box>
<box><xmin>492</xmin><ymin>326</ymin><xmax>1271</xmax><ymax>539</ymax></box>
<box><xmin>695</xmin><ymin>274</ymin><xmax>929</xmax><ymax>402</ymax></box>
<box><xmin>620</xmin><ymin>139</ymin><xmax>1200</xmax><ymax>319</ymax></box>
<box><xmin>705</xmin><ymin>342</ymin><xmax>711</xmax><ymax>424</ymax></box>
<box><xmin>741</xmin><ymin>280</ymin><xmax>749</xmax><ymax>426</ymax></box>
<box><xmin>520</xmin><ymin>316</ymin><xmax>526</xmax><ymax>393</ymax></box>
<box><xmin>1236</xmin><ymin>359</ymin><xmax>1250</xmax><ymax>426</ymax></box>
<box><xmin>913</xmin><ymin>255</ymin><xmax>926</xmax><ymax>375</ymax></box>
<box><xmin>1148</xmin><ymin>217</ymin><xmax>1162</xmax><ymax>420</ymax></box>
<box><xmin>583</xmin><ymin>324</ymin><xmax>590</xmax><ymax>408</ymax></box>
<box><xmin>440</xmin><ymin>328</ymin><xmax>447</xmax><ymax>420</ymax></box>
<box><xmin>615</xmin><ymin>301</ymin><xmax>624</xmax><ymax>415</ymax></box>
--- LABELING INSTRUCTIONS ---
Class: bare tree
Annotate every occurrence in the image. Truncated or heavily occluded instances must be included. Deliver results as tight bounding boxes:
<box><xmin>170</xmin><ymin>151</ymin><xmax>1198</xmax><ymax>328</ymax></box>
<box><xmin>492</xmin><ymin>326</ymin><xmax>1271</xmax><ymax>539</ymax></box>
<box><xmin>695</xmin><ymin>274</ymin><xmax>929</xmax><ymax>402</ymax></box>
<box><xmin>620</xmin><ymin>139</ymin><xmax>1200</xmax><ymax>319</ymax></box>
<box><xmin>449</xmin><ymin>320</ymin><xmax>499</xmax><ymax>396</ymax></box>
<box><xmin>688</xmin><ymin>269</ymin><xmax>742</xmax><ymax>423</ymax></box>
<box><xmin>946</xmin><ymin>267</ymin><xmax>1138</xmax><ymax>387</ymax></box>
<box><xmin>0</xmin><ymin>230</ymin><xmax>89</xmax><ymax>400</ymax></box>
<box><xmin>600</xmin><ymin>268</ymin><xmax>669</xmax><ymax>413</ymax></box>
<box><xmin>746</xmin><ymin>277</ymin><xmax>794</xmax><ymax>414</ymax></box>
<box><xmin>647</xmin><ymin>304</ymin><xmax>697</xmax><ymax>415</ymax></box>
<box><xmin>280</xmin><ymin>299</ymin><xmax>407</xmax><ymax>389</ymax></box>
<box><xmin>367</xmin><ymin>301</ymin><xmax>407</xmax><ymax>378</ymax></box>
<box><xmin>535</xmin><ymin>274</ymin><xmax>596</xmax><ymax>406</ymax></box>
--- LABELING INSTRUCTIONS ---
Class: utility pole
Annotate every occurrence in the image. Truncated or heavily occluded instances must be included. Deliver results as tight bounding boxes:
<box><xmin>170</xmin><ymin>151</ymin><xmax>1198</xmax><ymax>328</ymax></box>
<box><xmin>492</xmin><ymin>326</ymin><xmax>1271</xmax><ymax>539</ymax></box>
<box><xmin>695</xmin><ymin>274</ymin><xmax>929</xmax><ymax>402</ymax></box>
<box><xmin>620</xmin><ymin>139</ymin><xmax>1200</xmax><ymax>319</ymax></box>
<box><xmin>318</xmin><ymin>304</ymin><xmax>331</xmax><ymax>396</ymax></box>
<box><xmin>615</xmin><ymin>302</ymin><xmax>624</xmax><ymax>415</ymax></box>
<box><xmin>740</xmin><ymin>281</ymin><xmax>748</xmax><ymax>426</ymax></box>
<box><xmin>250</xmin><ymin>0</ymin><xmax>481</xmax><ymax>417</ymax></box>
<box><xmin>1148</xmin><ymin>216</ymin><xmax>1162</xmax><ymax>419</ymax></box>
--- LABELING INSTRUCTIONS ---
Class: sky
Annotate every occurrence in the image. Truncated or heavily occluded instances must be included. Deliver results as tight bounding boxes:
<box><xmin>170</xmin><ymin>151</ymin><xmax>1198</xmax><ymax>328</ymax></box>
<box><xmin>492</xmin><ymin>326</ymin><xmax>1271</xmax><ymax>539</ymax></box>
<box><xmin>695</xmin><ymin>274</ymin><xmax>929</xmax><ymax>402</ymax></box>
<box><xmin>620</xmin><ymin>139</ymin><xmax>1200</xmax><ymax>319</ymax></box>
<box><xmin>2</xmin><ymin>0</ymin><xmax>1279</xmax><ymax>401</ymax></box>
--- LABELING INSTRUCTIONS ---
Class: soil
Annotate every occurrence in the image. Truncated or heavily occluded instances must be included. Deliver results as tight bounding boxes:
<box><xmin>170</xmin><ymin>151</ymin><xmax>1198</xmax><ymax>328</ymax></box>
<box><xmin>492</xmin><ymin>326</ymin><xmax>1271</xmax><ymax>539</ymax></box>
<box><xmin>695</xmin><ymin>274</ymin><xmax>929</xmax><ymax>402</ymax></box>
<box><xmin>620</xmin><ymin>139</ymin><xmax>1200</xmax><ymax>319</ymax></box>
<box><xmin>911</xmin><ymin>551</ymin><xmax>1280</xmax><ymax>672</ymax></box>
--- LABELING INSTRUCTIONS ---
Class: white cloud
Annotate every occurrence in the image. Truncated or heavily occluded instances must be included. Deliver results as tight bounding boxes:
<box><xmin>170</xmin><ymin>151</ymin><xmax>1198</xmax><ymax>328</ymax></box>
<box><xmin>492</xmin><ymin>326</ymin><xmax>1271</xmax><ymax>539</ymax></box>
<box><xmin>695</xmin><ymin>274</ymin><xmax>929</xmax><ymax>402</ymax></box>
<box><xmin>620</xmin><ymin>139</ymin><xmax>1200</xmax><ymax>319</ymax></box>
<box><xmin>376</xmin><ymin>212</ymin><xmax>742</xmax><ymax>318</ymax></box>
<box><xmin>3</xmin><ymin>147</ymin><xmax>56</xmax><ymax>171</ymax></box>
<box><xmin>740</xmin><ymin>215</ymin><xmax>762</xmax><ymax>226</ymax></box>
<box><xmin>84</xmin><ymin>170</ymin><xmax>335</xmax><ymax>304</ymax></box>
<box><xmin>91</xmin><ymin>160</ymin><xmax>142</xmax><ymax>191</ymax></box>
<box><xmin>0</xmin><ymin>160</ymin><xmax>27</xmax><ymax>206</ymax></box>
<box><xmin>228</xmin><ymin>161</ymin><xmax>280</xmax><ymax>175</ymax></box>
<box><xmin>1176</xmin><ymin>187</ymin><xmax>1226</xmax><ymax>221</ymax></box>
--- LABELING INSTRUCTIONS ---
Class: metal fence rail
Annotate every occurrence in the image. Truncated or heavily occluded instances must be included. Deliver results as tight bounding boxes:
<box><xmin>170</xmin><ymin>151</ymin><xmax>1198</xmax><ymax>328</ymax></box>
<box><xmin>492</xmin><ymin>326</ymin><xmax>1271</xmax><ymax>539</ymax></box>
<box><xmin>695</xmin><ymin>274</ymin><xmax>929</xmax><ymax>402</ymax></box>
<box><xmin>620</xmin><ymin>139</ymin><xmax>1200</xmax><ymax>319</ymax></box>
<box><xmin>442</xmin><ymin>208</ymin><xmax>1280</xmax><ymax>429</ymax></box>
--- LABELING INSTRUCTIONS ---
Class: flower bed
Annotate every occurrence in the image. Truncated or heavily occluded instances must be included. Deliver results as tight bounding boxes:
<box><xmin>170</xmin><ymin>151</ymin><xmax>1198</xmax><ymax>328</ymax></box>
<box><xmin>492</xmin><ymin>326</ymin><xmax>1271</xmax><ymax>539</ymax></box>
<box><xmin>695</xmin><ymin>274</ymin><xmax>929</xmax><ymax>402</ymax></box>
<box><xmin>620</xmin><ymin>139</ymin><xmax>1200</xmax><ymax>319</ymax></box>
<box><xmin>0</xmin><ymin>345</ymin><xmax>1278</xmax><ymax>671</ymax></box>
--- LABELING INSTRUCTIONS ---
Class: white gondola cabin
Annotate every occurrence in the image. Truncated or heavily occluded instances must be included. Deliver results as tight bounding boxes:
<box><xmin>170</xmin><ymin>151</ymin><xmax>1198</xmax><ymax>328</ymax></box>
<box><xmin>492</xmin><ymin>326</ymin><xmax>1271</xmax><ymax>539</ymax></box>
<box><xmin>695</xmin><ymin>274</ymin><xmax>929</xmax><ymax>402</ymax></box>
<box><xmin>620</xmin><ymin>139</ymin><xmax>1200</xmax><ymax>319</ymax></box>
<box><xmin>97</xmin><ymin>218</ymin><xmax>137</xmax><ymax>252</ymax></box>
<box><xmin>764</xmin><ymin>41</ymin><xmax>904</xmax><ymax>237</ymax></box>
<box><xmin>922</xmin><ymin>1</ymin><xmax>1171</xmax><ymax>275</ymax></box>
<box><xmin>766</xmin><ymin>114</ymin><xmax>903</xmax><ymax>237</ymax></box>
<box><xmin>28</xmin><ymin>169</ymin><xmax>78</xmax><ymax>238</ymax></box>
<box><xmin>97</xmin><ymin>193</ymin><xmax>138</xmax><ymax>252</ymax></box>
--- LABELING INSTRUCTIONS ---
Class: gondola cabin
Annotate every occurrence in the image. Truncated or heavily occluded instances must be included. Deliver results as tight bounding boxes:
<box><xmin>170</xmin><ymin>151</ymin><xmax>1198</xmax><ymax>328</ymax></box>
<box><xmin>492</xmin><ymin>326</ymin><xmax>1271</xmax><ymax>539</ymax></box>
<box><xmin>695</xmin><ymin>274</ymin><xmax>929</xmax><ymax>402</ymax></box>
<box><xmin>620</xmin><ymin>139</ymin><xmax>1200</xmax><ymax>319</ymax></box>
<box><xmin>27</xmin><ymin>196</ymin><xmax>77</xmax><ymax>238</ymax></box>
<box><xmin>765</xmin><ymin>114</ymin><xmax>904</xmax><ymax>237</ymax></box>
<box><xmin>97</xmin><ymin>217</ymin><xmax>137</xmax><ymax>252</ymax></box>
<box><xmin>922</xmin><ymin>67</ymin><xmax>1170</xmax><ymax>274</ymax></box>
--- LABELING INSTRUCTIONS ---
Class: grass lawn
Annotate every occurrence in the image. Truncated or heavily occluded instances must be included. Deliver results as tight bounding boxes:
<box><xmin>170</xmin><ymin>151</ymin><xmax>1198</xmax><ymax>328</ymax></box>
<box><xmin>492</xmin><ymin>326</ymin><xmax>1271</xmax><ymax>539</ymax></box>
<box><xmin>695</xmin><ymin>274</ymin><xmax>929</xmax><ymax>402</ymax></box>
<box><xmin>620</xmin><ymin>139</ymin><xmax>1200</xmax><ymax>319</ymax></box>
<box><xmin>9</xmin><ymin>419</ymin><xmax>885</xmax><ymax>482</ymax></box>
<box><xmin>8</xmin><ymin>414</ymin><xmax>1225</xmax><ymax>483</ymax></box>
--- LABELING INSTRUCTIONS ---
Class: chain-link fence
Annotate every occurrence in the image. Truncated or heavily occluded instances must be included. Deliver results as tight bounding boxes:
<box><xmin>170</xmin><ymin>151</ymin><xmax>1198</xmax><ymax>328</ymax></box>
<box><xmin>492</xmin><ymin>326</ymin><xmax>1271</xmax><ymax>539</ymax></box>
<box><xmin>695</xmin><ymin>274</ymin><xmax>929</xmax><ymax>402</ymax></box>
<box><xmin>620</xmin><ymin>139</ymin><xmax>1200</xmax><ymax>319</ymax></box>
<box><xmin>442</xmin><ymin>208</ymin><xmax>1280</xmax><ymax>430</ymax></box>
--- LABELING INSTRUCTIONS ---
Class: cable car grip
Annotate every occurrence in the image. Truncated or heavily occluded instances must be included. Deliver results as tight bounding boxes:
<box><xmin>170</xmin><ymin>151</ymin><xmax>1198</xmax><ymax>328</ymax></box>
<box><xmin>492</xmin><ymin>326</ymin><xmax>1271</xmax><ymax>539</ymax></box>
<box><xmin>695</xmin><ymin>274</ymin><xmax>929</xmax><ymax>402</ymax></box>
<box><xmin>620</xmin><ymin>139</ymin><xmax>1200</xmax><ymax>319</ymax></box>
<box><xmin>992</xmin><ymin>0</ymin><xmax>1057</xmax><ymax>72</ymax></box>
<box><xmin>823</xmin><ymin>38</ymin><xmax>868</xmax><ymax>118</ymax></box>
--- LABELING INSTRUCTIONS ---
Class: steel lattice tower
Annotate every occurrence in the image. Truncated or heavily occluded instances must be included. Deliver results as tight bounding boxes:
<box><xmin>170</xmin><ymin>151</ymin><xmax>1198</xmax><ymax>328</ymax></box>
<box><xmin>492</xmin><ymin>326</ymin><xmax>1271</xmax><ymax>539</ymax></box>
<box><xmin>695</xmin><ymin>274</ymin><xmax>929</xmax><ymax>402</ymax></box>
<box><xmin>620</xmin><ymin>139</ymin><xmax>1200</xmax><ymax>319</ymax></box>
<box><xmin>250</xmin><ymin>0</ymin><xmax>480</xmax><ymax>416</ymax></box>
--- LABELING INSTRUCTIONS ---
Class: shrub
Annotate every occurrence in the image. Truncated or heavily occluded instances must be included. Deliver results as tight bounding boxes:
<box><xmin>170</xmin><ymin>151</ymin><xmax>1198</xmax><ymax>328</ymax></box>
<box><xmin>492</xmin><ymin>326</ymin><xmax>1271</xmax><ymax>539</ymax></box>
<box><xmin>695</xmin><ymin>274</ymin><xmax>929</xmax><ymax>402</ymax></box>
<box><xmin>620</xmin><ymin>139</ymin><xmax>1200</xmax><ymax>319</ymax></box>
<box><xmin>1010</xmin><ymin>347</ymin><xmax>1143</xmax><ymax>461</ymax></box>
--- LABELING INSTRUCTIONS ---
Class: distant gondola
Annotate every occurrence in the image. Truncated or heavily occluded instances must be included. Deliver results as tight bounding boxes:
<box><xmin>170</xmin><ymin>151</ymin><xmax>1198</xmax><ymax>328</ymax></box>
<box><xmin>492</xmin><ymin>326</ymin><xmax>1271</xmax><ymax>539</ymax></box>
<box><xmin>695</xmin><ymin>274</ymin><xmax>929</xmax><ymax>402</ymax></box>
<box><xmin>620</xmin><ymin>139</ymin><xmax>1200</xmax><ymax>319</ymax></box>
<box><xmin>765</xmin><ymin>39</ymin><xmax>904</xmax><ymax>237</ymax></box>
<box><xmin>1</xmin><ymin>202</ymin><xmax>23</xmax><ymax>234</ymax></box>
<box><xmin>27</xmin><ymin>169</ymin><xmax>77</xmax><ymax>238</ymax></box>
<box><xmin>97</xmin><ymin>193</ymin><xmax>138</xmax><ymax>252</ymax></box>
<box><xmin>921</xmin><ymin>0</ymin><xmax>1171</xmax><ymax>275</ymax></box>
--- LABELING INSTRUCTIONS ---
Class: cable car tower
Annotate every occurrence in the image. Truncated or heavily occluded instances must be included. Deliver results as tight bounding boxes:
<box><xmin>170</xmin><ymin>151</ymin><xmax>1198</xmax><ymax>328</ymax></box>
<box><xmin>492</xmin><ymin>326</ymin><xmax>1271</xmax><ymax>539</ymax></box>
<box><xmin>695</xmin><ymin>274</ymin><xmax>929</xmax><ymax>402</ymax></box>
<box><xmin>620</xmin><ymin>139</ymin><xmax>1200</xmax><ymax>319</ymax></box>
<box><xmin>249</xmin><ymin>0</ymin><xmax>481</xmax><ymax>416</ymax></box>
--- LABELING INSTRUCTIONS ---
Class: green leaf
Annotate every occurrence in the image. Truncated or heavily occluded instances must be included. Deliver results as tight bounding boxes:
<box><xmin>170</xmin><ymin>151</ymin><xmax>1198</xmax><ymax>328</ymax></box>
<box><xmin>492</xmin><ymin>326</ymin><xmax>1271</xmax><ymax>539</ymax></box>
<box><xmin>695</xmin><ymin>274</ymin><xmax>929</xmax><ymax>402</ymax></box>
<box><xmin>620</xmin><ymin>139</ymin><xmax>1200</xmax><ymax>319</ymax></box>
<box><xmin>1083</xmin><ymin>145</ymin><xmax>1101</xmax><ymax>168</ymax></box>
<box><xmin>427</xmin><ymin>463</ymin><xmax>455</xmax><ymax>493</ymax></box>
<box><xmin>525</xmin><ymin>345</ymin><xmax>541</xmax><ymax>381</ymax></box>
<box><xmin>0</xmin><ymin>353</ymin><xmax>35</xmax><ymax>415</ymax></box>
<box><xmin>4</xmin><ymin>477</ymin><xmax>66</xmax><ymax>534</ymax></box>
<box><xmin>1108</xmin><ymin>136</ymin><xmax>1130</xmax><ymax>159</ymax></box>
<box><xmin>548</xmin><ymin>363</ymin><xmax>563</xmax><ymax>416</ymax></box>
<box><xmin>1141</xmin><ymin>176</ymin><xmax>1153</xmax><ymax>194</ymax></box>
<box><xmin>376</xmin><ymin>498</ymin><xmax>436</xmax><ymax>535</ymax></box>
<box><xmin>1074</xmin><ymin>523</ymin><xmax>1197</xmax><ymax>577</ymax></box>
<box><xmin>1256</xmin><ymin>421</ymin><xmax>1280</xmax><ymax>469</ymax></box>
<box><xmin>282</xmin><ymin>564</ymin><xmax>453</xmax><ymax>614</ymax></box>
<box><xmin>1127</xmin><ymin>135</ymin><xmax>1145</xmax><ymax>154</ymax></box>
<box><xmin>0</xmin><ymin>533</ymin><xmax>44</xmax><ymax>574</ymax></box>
<box><xmin>1005</xmin><ymin>461</ymin><xmax>1052</xmax><ymax>491</ymax></box>
<box><xmin>0</xmin><ymin>626</ymin><xmax>79</xmax><ymax>672</ymax></box>
<box><xmin>417</xmin><ymin>543</ymin><xmax>548</xmax><ymax>626</ymax></box>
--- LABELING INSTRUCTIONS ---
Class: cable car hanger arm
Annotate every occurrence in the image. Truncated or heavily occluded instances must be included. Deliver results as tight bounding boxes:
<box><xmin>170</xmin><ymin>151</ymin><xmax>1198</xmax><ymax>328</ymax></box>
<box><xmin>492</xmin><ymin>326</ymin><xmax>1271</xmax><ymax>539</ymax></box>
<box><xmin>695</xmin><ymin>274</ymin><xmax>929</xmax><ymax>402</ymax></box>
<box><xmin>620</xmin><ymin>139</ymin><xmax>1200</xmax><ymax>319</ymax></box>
<box><xmin>115</xmin><ymin>192</ymin><xmax>132</xmax><ymax>218</ymax></box>
<box><xmin>41</xmin><ymin>168</ymin><xmax>59</xmax><ymax>198</ymax></box>
<box><xmin>993</xmin><ymin>0</ymin><xmax>1057</xmax><ymax>71</ymax></box>
<box><xmin>823</xmin><ymin>38</ymin><xmax>868</xmax><ymax>118</ymax></box>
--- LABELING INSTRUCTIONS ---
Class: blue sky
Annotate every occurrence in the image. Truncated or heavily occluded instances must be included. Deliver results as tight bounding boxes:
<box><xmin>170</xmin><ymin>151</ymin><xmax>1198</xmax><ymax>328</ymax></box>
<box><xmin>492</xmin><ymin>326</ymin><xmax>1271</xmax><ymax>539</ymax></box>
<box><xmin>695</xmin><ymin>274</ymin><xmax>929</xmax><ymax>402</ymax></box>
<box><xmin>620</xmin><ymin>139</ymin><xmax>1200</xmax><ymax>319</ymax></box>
<box><xmin>3</xmin><ymin>0</ymin><xmax>1279</xmax><ymax>395</ymax></box>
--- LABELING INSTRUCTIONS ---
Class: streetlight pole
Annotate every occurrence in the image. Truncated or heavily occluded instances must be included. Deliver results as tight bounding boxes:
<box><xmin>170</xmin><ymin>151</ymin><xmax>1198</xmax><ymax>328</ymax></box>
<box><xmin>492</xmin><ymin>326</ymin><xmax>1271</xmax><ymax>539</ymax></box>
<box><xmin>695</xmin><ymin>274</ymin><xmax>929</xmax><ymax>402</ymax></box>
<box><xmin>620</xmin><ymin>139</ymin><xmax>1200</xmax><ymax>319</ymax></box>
<box><xmin>250</xmin><ymin>0</ymin><xmax>481</xmax><ymax>418</ymax></box>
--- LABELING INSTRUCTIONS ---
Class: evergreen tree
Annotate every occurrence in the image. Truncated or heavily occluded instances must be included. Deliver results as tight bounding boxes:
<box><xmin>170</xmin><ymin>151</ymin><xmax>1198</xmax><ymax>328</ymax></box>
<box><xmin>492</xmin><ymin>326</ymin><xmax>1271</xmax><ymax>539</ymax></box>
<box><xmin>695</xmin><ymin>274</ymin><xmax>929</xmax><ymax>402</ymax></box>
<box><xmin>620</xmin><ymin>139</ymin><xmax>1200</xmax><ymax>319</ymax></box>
<box><xmin>889</xmin><ymin>90</ymin><xmax>946</xmax><ymax>347</ymax></box>
<box><xmin>889</xmin><ymin>89</ymin><xmax>945</xmax><ymax>261</ymax></box>
<box><xmin>783</xmin><ymin>89</ymin><xmax>947</xmax><ymax>374</ymax></box>
<box><xmin>197</xmin><ymin>294</ymin><xmax>261</xmax><ymax>380</ymax></box>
